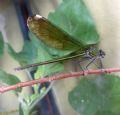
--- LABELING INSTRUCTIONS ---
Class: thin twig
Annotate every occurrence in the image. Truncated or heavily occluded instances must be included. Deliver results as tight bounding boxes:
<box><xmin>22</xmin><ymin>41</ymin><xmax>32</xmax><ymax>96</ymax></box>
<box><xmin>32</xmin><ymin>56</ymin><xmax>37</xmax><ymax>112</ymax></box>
<box><xmin>0</xmin><ymin>68</ymin><xmax>120</xmax><ymax>93</ymax></box>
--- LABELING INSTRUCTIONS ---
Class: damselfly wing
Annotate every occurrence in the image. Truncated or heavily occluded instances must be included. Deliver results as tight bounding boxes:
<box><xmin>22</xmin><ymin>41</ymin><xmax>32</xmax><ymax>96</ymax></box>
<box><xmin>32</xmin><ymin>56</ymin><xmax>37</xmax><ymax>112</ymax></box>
<box><xmin>27</xmin><ymin>15</ymin><xmax>94</xmax><ymax>51</ymax></box>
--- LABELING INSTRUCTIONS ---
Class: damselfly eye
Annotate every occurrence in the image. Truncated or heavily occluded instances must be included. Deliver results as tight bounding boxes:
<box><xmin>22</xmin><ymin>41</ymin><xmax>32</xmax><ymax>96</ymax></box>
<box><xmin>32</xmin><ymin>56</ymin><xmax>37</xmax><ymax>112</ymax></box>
<box><xmin>99</xmin><ymin>49</ymin><xmax>105</xmax><ymax>58</ymax></box>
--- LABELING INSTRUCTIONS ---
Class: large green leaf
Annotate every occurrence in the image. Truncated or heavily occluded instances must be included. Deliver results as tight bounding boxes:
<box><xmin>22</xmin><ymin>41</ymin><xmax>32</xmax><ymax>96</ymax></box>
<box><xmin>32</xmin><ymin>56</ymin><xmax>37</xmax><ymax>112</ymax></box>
<box><xmin>69</xmin><ymin>75</ymin><xmax>120</xmax><ymax>115</ymax></box>
<box><xmin>0</xmin><ymin>32</ymin><xmax>4</xmax><ymax>57</ymax></box>
<box><xmin>48</xmin><ymin>0</ymin><xmax>99</xmax><ymax>45</ymax></box>
<box><xmin>0</xmin><ymin>69</ymin><xmax>21</xmax><ymax>92</ymax></box>
<box><xmin>7</xmin><ymin>41</ymin><xmax>37</xmax><ymax>66</ymax></box>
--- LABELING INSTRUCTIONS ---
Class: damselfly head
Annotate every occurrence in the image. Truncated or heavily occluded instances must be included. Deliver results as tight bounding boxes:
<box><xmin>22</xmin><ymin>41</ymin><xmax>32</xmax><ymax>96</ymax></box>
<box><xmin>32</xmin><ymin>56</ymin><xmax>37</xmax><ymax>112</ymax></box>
<box><xmin>85</xmin><ymin>47</ymin><xmax>105</xmax><ymax>59</ymax></box>
<box><xmin>99</xmin><ymin>49</ymin><xmax>106</xmax><ymax>58</ymax></box>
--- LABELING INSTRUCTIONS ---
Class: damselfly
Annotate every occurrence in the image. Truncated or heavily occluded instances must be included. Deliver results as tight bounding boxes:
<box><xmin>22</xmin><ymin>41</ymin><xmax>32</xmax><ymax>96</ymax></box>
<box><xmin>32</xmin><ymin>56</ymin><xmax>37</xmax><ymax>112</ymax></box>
<box><xmin>15</xmin><ymin>14</ymin><xmax>105</xmax><ymax>70</ymax></box>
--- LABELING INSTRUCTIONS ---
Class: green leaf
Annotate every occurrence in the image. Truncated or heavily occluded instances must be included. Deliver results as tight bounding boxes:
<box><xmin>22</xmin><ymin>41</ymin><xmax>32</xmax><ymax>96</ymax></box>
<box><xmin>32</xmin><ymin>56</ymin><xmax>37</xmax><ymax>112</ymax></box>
<box><xmin>69</xmin><ymin>75</ymin><xmax>120</xmax><ymax>115</ymax></box>
<box><xmin>7</xmin><ymin>41</ymin><xmax>38</xmax><ymax>65</ymax></box>
<box><xmin>23</xmin><ymin>87</ymin><xmax>46</xmax><ymax>106</ymax></box>
<box><xmin>0</xmin><ymin>69</ymin><xmax>21</xmax><ymax>92</ymax></box>
<box><xmin>0</xmin><ymin>32</ymin><xmax>4</xmax><ymax>57</ymax></box>
<box><xmin>34</xmin><ymin>50</ymin><xmax>64</xmax><ymax>79</ymax></box>
<box><xmin>29</xmin><ymin>32</ymin><xmax>64</xmax><ymax>79</ymax></box>
<box><xmin>48</xmin><ymin>0</ymin><xmax>99</xmax><ymax>45</ymax></box>
<box><xmin>20</xmin><ymin>87</ymin><xmax>46</xmax><ymax>115</ymax></box>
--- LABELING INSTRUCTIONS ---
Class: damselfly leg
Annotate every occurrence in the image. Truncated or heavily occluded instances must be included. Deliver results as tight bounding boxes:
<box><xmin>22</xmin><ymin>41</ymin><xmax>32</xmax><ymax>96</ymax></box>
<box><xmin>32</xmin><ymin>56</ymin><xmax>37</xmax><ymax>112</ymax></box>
<box><xmin>77</xmin><ymin>49</ymin><xmax>105</xmax><ymax>73</ymax></box>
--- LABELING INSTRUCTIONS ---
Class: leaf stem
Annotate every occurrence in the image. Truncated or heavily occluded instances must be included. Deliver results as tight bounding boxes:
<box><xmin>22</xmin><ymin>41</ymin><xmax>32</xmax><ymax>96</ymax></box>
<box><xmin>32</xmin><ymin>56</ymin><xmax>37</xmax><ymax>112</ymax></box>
<box><xmin>0</xmin><ymin>68</ymin><xmax>120</xmax><ymax>93</ymax></box>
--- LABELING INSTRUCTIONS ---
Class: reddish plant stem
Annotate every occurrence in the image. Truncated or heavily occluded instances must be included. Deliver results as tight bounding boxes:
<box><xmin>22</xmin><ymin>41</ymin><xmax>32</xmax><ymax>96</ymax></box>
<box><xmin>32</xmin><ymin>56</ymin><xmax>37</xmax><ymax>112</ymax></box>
<box><xmin>0</xmin><ymin>68</ymin><xmax>120</xmax><ymax>93</ymax></box>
